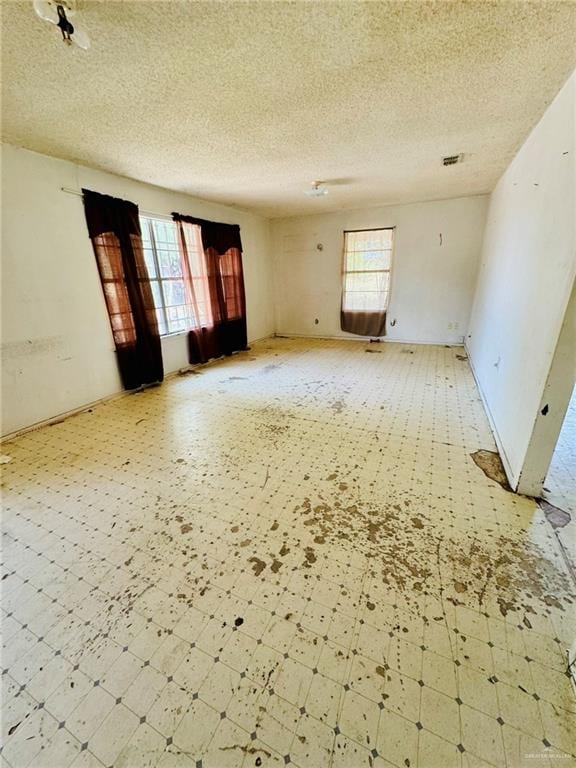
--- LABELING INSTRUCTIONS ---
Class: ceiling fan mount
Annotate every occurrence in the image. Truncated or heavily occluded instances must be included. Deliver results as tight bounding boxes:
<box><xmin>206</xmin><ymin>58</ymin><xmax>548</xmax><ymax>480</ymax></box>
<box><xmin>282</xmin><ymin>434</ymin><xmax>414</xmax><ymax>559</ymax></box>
<box><xmin>33</xmin><ymin>0</ymin><xmax>90</xmax><ymax>50</ymax></box>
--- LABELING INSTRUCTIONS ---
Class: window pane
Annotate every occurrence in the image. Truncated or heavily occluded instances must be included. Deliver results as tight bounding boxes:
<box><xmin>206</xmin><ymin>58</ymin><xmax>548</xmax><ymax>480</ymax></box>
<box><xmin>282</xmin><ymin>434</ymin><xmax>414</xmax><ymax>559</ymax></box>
<box><xmin>153</xmin><ymin>220</ymin><xmax>178</xmax><ymax>247</ymax></box>
<box><xmin>346</xmin><ymin>249</ymin><xmax>391</xmax><ymax>272</ymax></box>
<box><xmin>345</xmin><ymin>270</ymin><xmax>389</xmax><ymax>295</ymax></box>
<box><xmin>342</xmin><ymin>228</ymin><xmax>393</xmax><ymax>313</ymax></box>
<box><xmin>138</xmin><ymin>215</ymin><xmax>214</xmax><ymax>336</ymax></box>
<box><xmin>150</xmin><ymin>280</ymin><xmax>163</xmax><ymax>308</ymax></box>
<box><xmin>343</xmin><ymin>271</ymin><xmax>390</xmax><ymax>311</ymax></box>
<box><xmin>141</xmin><ymin>222</ymin><xmax>152</xmax><ymax>248</ymax></box>
<box><xmin>148</xmin><ymin>281</ymin><xmax>165</xmax><ymax>334</ymax></box>
<box><xmin>346</xmin><ymin>229</ymin><xmax>393</xmax><ymax>251</ymax></box>
<box><xmin>143</xmin><ymin>246</ymin><xmax>158</xmax><ymax>278</ymax></box>
<box><xmin>157</xmin><ymin>313</ymin><xmax>168</xmax><ymax>336</ymax></box>
<box><xmin>166</xmin><ymin>305</ymin><xmax>188</xmax><ymax>334</ymax></box>
<box><xmin>162</xmin><ymin>279</ymin><xmax>186</xmax><ymax>307</ymax></box>
<box><xmin>156</xmin><ymin>248</ymin><xmax>182</xmax><ymax>278</ymax></box>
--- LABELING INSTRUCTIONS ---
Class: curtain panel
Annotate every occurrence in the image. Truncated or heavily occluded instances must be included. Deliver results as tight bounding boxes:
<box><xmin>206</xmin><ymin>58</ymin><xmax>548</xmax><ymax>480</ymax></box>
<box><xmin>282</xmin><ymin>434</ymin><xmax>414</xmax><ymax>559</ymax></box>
<box><xmin>172</xmin><ymin>213</ymin><xmax>247</xmax><ymax>365</ymax></box>
<box><xmin>340</xmin><ymin>310</ymin><xmax>387</xmax><ymax>337</ymax></box>
<box><xmin>82</xmin><ymin>189</ymin><xmax>164</xmax><ymax>390</ymax></box>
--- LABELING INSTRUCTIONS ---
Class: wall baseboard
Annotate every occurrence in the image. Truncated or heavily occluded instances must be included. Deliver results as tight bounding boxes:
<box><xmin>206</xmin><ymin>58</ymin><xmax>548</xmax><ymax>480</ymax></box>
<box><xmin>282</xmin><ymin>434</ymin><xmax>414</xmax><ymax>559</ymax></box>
<box><xmin>275</xmin><ymin>332</ymin><xmax>465</xmax><ymax>347</ymax></box>
<box><xmin>248</xmin><ymin>333</ymin><xmax>276</xmax><ymax>345</ymax></box>
<box><xmin>1</xmin><ymin>333</ymin><xmax>276</xmax><ymax>443</ymax></box>
<box><xmin>1</xmin><ymin>389</ymin><xmax>126</xmax><ymax>443</ymax></box>
<box><xmin>464</xmin><ymin>341</ymin><xmax>518</xmax><ymax>491</ymax></box>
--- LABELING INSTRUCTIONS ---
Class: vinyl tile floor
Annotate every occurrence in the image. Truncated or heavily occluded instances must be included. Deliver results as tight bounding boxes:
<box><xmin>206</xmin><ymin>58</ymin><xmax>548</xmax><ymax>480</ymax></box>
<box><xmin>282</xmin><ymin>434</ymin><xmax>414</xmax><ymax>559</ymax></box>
<box><xmin>543</xmin><ymin>386</ymin><xmax>576</xmax><ymax>569</ymax></box>
<box><xmin>1</xmin><ymin>338</ymin><xmax>575</xmax><ymax>768</ymax></box>
<box><xmin>543</xmin><ymin>387</ymin><xmax>576</xmax><ymax>517</ymax></box>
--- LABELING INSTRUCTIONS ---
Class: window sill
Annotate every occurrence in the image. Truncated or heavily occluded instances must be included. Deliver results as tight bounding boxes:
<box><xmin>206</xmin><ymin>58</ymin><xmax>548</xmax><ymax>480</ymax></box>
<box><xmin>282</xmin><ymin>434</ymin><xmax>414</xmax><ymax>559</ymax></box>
<box><xmin>160</xmin><ymin>330</ymin><xmax>189</xmax><ymax>340</ymax></box>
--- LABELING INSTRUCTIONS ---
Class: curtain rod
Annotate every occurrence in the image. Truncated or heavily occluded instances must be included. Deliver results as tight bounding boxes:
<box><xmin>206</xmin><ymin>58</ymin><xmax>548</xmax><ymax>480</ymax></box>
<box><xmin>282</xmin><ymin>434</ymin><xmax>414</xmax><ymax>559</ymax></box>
<box><xmin>60</xmin><ymin>187</ymin><xmax>173</xmax><ymax>220</ymax></box>
<box><xmin>343</xmin><ymin>226</ymin><xmax>396</xmax><ymax>233</ymax></box>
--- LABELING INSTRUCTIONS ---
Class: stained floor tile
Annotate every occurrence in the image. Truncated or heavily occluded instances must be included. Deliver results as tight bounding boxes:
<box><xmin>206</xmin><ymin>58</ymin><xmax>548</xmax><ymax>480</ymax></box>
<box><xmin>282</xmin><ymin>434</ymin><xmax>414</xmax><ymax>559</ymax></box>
<box><xmin>1</xmin><ymin>338</ymin><xmax>575</xmax><ymax>767</ymax></box>
<box><xmin>542</xmin><ymin>386</ymin><xmax>576</xmax><ymax>574</ymax></box>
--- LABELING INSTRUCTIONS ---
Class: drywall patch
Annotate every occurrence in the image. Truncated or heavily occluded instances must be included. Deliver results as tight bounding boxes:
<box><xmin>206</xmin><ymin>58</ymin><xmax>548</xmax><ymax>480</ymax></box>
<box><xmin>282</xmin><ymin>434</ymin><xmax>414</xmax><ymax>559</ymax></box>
<box><xmin>470</xmin><ymin>449</ymin><xmax>512</xmax><ymax>492</ymax></box>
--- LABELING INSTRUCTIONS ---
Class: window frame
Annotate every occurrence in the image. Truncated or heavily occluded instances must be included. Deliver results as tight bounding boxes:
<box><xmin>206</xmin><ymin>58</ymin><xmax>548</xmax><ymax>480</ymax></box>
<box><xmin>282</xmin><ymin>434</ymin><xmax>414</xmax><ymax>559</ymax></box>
<box><xmin>341</xmin><ymin>226</ymin><xmax>395</xmax><ymax>314</ymax></box>
<box><xmin>140</xmin><ymin>215</ymin><xmax>191</xmax><ymax>338</ymax></box>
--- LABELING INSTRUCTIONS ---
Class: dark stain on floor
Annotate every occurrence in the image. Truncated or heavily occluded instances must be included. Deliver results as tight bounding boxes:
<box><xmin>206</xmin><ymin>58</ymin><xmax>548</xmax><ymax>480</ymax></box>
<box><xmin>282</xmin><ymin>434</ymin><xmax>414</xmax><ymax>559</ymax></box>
<box><xmin>247</xmin><ymin>471</ymin><xmax>574</xmax><ymax>623</ymax></box>
<box><xmin>538</xmin><ymin>499</ymin><xmax>571</xmax><ymax>529</ymax></box>
<box><xmin>249</xmin><ymin>556</ymin><xmax>266</xmax><ymax>576</ymax></box>
<box><xmin>470</xmin><ymin>449</ymin><xmax>512</xmax><ymax>491</ymax></box>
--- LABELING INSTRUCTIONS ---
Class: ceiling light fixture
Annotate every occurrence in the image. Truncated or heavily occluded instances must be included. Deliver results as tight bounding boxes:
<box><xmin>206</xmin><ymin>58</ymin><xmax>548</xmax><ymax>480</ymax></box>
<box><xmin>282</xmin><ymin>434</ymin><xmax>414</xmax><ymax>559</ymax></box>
<box><xmin>305</xmin><ymin>181</ymin><xmax>329</xmax><ymax>198</ymax></box>
<box><xmin>33</xmin><ymin>0</ymin><xmax>90</xmax><ymax>50</ymax></box>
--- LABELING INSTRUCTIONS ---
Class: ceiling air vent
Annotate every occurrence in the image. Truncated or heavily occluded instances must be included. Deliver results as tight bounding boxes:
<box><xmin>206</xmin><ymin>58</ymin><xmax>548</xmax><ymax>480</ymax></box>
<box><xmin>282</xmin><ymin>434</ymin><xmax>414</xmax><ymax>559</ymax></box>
<box><xmin>442</xmin><ymin>154</ymin><xmax>463</xmax><ymax>166</ymax></box>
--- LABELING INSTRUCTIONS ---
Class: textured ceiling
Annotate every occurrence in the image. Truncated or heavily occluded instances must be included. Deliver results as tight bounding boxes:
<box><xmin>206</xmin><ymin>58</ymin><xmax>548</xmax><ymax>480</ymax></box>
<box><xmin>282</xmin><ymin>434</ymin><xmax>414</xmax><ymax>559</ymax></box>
<box><xmin>2</xmin><ymin>0</ymin><xmax>576</xmax><ymax>217</ymax></box>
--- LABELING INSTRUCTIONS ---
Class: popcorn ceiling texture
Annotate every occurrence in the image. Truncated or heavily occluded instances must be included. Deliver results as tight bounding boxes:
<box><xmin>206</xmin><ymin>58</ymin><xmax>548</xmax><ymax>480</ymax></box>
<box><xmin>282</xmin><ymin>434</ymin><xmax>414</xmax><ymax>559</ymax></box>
<box><xmin>2</xmin><ymin>0</ymin><xmax>576</xmax><ymax>217</ymax></box>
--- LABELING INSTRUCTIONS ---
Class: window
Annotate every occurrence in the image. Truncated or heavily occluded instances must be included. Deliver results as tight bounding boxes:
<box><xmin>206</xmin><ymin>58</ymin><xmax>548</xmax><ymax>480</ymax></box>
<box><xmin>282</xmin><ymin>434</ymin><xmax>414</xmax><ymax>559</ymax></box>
<box><xmin>140</xmin><ymin>216</ymin><xmax>211</xmax><ymax>336</ymax></box>
<box><xmin>342</xmin><ymin>228</ymin><xmax>394</xmax><ymax>313</ymax></box>
<box><xmin>219</xmin><ymin>248</ymin><xmax>243</xmax><ymax>320</ymax></box>
<box><xmin>93</xmin><ymin>232</ymin><xmax>137</xmax><ymax>346</ymax></box>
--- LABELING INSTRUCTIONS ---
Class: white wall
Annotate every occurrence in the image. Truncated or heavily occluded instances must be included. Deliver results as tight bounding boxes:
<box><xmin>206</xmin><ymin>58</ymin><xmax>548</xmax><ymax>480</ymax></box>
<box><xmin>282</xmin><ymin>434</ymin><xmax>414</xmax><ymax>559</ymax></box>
<box><xmin>271</xmin><ymin>196</ymin><xmax>488</xmax><ymax>344</ymax></box>
<box><xmin>519</xmin><ymin>278</ymin><xmax>576</xmax><ymax>495</ymax></box>
<box><xmin>467</xmin><ymin>72</ymin><xmax>576</xmax><ymax>492</ymax></box>
<box><xmin>1</xmin><ymin>144</ymin><xmax>274</xmax><ymax>436</ymax></box>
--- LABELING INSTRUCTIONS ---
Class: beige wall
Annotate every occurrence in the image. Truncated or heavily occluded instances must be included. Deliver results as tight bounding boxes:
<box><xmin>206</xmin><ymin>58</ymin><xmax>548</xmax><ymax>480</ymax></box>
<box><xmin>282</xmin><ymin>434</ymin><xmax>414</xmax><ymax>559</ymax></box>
<box><xmin>271</xmin><ymin>195</ymin><xmax>488</xmax><ymax>345</ymax></box>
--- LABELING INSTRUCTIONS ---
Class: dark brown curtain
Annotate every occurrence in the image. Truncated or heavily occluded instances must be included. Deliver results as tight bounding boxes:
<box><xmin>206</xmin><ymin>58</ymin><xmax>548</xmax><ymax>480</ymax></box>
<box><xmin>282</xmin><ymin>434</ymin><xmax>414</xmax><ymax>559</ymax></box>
<box><xmin>341</xmin><ymin>310</ymin><xmax>387</xmax><ymax>337</ymax></box>
<box><xmin>83</xmin><ymin>189</ymin><xmax>163</xmax><ymax>390</ymax></box>
<box><xmin>172</xmin><ymin>213</ymin><xmax>247</xmax><ymax>364</ymax></box>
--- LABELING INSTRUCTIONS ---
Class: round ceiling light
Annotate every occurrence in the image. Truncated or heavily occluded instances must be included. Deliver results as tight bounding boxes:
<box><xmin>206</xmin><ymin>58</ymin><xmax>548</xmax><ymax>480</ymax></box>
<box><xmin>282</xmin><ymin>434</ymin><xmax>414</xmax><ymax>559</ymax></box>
<box><xmin>305</xmin><ymin>181</ymin><xmax>329</xmax><ymax>198</ymax></box>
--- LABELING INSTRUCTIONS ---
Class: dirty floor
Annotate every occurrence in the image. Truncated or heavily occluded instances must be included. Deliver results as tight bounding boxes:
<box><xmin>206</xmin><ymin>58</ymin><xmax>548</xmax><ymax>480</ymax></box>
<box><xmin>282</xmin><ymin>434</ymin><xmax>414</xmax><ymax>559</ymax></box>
<box><xmin>543</xmin><ymin>386</ymin><xmax>576</xmax><ymax>570</ymax></box>
<box><xmin>1</xmin><ymin>337</ymin><xmax>575</xmax><ymax>768</ymax></box>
